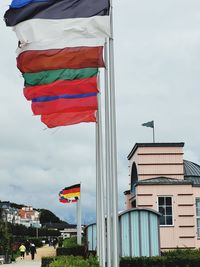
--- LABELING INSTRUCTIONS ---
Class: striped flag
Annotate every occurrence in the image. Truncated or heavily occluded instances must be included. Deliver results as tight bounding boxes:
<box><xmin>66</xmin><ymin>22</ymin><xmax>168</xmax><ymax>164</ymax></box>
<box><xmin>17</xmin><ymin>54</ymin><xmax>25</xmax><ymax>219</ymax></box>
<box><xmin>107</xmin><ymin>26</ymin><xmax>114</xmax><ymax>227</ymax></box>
<box><xmin>4</xmin><ymin>0</ymin><xmax>110</xmax><ymax>128</ymax></box>
<box><xmin>59</xmin><ymin>184</ymin><xmax>81</xmax><ymax>203</ymax></box>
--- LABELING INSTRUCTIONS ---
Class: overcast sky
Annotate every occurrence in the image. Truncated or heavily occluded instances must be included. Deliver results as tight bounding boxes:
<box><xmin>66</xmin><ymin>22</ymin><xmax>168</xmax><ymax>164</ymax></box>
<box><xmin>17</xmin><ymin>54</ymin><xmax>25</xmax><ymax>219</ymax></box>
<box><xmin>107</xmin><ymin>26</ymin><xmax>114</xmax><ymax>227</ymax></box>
<box><xmin>0</xmin><ymin>0</ymin><xmax>200</xmax><ymax>224</ymax></box>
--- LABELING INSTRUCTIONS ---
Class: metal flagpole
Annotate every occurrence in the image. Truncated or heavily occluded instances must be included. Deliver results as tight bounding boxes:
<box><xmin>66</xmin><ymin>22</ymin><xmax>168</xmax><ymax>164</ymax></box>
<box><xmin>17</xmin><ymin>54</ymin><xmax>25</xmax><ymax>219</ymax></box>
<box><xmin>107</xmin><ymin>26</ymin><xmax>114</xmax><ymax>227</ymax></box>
<box><xmin>153</xmin><ymin>122</ymin><xmax>155</xmax><ymax>143</ymax></box>
<box><xmin>76</xmin><ymin>194</ymin><xmax>81</xmax><ymax>245</ymax></box>
<box><xmin>104</xmin><ymin>40</ymin><xmax>112</xmax><ymax>267</ymax></box>
<box><xmin>95</xmin><ymin>121</ymin><xmax>100</xmax><ymax>258</ymax></box>
<box><xmin>97</xmin><ymin>90</ymin><xmax>106</xmax><ymax>267</ymax></box>
<box><xmin>108</xmin><ymin>0</ymin><xmax>119</xmax><ymax>266</ymax></box>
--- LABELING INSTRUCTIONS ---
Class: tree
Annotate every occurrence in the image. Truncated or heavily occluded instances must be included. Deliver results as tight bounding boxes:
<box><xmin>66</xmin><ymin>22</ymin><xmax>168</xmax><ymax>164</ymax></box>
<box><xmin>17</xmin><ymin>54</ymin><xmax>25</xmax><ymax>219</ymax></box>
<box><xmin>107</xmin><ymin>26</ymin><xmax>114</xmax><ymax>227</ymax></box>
<box><xmin>39</xmin><ymin>209</ymin><xmax>61</xmax><ymax>225</ymax></box>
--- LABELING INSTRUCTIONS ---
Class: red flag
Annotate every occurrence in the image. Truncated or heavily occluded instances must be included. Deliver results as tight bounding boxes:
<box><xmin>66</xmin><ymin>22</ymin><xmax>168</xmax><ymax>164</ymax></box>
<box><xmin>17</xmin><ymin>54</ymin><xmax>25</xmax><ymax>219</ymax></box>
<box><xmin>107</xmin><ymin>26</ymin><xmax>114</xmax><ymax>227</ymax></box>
<box><xmin>31</xmin><ymin>94</ymin><xmax>97</xmax><ymax>115</ymax></box>
<box><xmin>17</xmin><ymin>47</ymin><xmax>104</xmax><ymax>73</ymax></box>
<box><xmin>41</xmin><ymin>110</ymin><xmax>96</xmax><ymax>128</ymax></box>
<box><xmin>24</xmin><ymin>76</ymin><xmax>98</xmax><ymax>100</ymax></box>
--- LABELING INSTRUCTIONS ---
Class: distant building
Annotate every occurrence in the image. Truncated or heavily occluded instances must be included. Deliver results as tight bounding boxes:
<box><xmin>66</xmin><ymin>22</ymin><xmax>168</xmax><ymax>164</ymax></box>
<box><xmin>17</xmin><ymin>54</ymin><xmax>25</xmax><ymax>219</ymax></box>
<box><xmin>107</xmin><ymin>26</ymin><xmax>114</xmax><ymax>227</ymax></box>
<box><xmin>0</xmin><ymin>201</ymin><xmax>20</xmax><ymax>224</ymax></box>
<box><xmin>43</xmin><ymin>222</ymin><xmax>83</xmax><ymax>239</ymax></box>
<box><xmin>18</xmin><ymin>206</ymin><xmax>41</xmax><ymax>228</ymax></box>
<box><xmin>124</xmin><ymin>142</ymin><xmax>200</xmax><ymax>250</ymax></box>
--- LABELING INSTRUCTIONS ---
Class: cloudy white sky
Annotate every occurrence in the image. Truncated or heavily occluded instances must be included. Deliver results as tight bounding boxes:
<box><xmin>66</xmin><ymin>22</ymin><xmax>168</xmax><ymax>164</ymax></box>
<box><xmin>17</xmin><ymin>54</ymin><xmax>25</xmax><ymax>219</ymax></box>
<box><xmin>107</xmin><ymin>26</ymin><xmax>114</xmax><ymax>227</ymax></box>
<box><xmin>0</xmin><ymin>0</ymin><xmax>200</xmax><ymax>224</ymax></box>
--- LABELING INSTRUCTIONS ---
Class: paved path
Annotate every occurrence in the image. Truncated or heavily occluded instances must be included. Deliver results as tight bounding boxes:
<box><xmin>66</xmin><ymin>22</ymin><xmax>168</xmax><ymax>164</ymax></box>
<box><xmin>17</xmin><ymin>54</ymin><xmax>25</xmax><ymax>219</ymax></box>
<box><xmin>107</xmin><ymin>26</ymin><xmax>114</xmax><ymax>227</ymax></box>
<box><xmin>3</xmin><ymin>245</ymin><xmax>56</xmax><ymax>267</ymax></box>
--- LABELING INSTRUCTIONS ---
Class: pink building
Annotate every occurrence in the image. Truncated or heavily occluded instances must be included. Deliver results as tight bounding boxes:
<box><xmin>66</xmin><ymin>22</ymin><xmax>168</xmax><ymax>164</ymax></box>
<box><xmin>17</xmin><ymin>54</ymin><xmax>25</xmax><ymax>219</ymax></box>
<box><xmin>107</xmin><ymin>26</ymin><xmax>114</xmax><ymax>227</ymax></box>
<box><xmin>124</xmin><ymin>142</ymin><xmax>200</xmax><ymax>250</ymax></box>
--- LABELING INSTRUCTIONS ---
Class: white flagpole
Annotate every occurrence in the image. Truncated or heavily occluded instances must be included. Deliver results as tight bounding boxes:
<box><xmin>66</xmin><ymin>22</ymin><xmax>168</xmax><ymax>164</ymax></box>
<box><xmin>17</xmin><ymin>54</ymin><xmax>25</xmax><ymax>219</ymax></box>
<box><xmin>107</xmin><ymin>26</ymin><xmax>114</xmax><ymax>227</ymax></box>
<box><xmin>109</xmin><ymin>1</ymin><xmax>119</xmax><ymax>266</ymax></box>
<box><xmin>104</xmin><ymin>40</ymin><xmax>112</xmax><ymax>267</ymax></box>
<box><xmin>95</xmin><ymin>121</ymin><xmax>100</xmax><ymax>258</ymax></box>
<box><xmin>76</xmin><ymin>195</ymin><xmax>81</xmax><ymax>245</ymax></box>
<box><xmin>97</xmin><ymin>93</ymin><xmax>106</xmax><ymax>267</ymax></box>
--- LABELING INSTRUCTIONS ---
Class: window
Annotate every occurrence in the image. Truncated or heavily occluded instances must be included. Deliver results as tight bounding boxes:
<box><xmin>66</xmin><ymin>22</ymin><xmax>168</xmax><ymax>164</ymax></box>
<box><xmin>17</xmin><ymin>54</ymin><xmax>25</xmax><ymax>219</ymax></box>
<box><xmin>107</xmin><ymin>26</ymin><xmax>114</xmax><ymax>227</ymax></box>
<box><xmin>158</xmin><ymin>196</ymin><xmax>173</xmax><ymax>226</ymax></box>
<box><xmin>196</xmin><ymin>198</ymin><xmax>200</xmax><ymax>238</ymax></box>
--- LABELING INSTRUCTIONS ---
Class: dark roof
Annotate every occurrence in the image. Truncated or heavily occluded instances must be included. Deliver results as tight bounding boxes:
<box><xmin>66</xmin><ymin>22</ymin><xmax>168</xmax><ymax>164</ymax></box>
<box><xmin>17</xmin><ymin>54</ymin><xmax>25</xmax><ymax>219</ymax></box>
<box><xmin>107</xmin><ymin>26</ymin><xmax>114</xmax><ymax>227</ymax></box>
<box><xmin>184</xmin><ymin>160</ymin><xmax>200</xmax><ymax>186</ymax></box>
<box><xmin>127</xmin><ymin>142</ymin><xmax>184</xmax><ymax>160</ymax></box>
<box><xmin>184</xmin><ymin>160</ymin><xmax>200</xmax><ymax>177</ymax></box>
<box><xmin>136</xmin><ymin>176</ymin><xmax>192</xmax><ymax>186</ymax></box>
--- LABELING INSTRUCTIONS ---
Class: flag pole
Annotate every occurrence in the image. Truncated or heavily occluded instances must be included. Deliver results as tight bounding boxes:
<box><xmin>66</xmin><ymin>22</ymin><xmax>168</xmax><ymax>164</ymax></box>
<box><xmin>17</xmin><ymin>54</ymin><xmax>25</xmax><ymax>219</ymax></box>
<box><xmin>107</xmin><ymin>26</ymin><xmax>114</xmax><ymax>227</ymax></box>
<box><xmin>76</xmin><ymin>186</ymin><xmax>81</xmax><ymax>245</ymax></box>
<box><xmin>95</xmin><ymin>120</ymin><xmax>100</xmax><ymax>258</ymax></box>
<box><xmin>108</xmin><ymin>0</ymin><xmax>119</xmax><ymax>266</ymax></box>
<box><xmin>97</xmin><ymin>90</ymin><xmax>106</xmax><ymax>267</ymax></box>
<box><xmin>153</xmin><ymin>122</ymin><xmax>155</xmax><ymax>143</ymax></box>
<box><xmin>104</xmin><ymin>39</ymin><xmax>112</xmax><ymax>267</ymax></box>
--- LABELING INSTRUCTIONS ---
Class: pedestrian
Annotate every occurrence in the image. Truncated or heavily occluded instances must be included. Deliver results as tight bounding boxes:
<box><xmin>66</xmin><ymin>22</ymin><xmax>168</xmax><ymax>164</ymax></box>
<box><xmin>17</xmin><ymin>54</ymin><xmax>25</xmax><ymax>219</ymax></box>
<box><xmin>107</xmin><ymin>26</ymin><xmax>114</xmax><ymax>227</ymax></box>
<box><xmin>29</xmin><ymin>243</ymin><xmax>37</xmax><ymax>260</ymax></box>
<box><xmin>53</xmin><ymin>238</ymin><xmax>58</xmax><ymax>249</ymax></box>
<box><xmin>25</xmin><ymin>240</ymin><xmax>30</xmax><ymax>255</ymax></box>
<box><xmin>19</xmin><ymin>243</ymin><xmax>26</xmax><ymax>259</ymax></box>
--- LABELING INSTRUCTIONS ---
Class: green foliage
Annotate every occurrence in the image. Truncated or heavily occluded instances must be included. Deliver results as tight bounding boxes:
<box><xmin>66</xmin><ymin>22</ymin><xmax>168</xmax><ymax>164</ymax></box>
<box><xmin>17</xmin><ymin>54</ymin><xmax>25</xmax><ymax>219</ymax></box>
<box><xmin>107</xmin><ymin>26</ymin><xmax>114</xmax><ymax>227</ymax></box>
<box><xmin>57</xmin><ymin>237</ymin><xmax>86</xmax><ymax>257</ymax></box>
<box><xmin>41</xmin><ymin>256</ymin><xmax>56</xmax><ymax>267</ymax></box>
<box><xmin>63</xmin><ymin>237</ymin><xmax>77</xmax><ymax>248</ymax></box>
<box><xmin>39</xmin><ymin>209</ymin><xmax>62</xmax><ymax>224</ymax></box>
<box><xmin>56</xmin><ymin>246</ymin><xmax>86</xmax><ymax>257</ymax></box>
<box><xmin>9</xmin><ymin>223</ymin><xmax>60</xmax><ymax>238</ymax></box>
<box><xmin>48</xmin><ymin>256</ymin><xmax>99</xmax><ymax>267</ymax></box>
<box><xmin>120</xmin><ymin>249</ymin><xmax>200</xmax><ymax>267</ymax></box>
<box><xmin>162</xmin><ymin>248</ymin><xmax>200</xmax><ymax>257</ymax></box>
<box><xmin>0</xmin><ymin>221</ymin><xmax>12</xmax><ymax>255</ymax></box>
<box><xmin>42</xmin><ymin>249</ymin><xmax>200</xmax><ymax>267</ymax></box>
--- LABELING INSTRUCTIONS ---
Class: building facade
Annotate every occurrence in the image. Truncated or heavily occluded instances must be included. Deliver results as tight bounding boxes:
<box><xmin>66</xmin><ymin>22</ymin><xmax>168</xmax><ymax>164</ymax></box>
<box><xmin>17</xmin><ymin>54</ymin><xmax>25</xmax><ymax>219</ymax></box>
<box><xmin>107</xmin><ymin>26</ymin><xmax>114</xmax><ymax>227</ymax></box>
<box><xmin>18</xmin><ymin>206</ymin><xmax>41</xmax><ymax>228</ymax></box>
<box><xmin>124</xmin><ymin>143</ymin><xmax>200</xmax><ymax>249</ymax></box>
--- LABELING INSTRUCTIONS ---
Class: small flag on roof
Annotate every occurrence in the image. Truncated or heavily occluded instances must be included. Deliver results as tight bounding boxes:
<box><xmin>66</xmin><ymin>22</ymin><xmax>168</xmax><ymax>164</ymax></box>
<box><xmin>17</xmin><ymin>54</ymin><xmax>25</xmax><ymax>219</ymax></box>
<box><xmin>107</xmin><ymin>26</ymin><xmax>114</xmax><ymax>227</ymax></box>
<box><xmin>142</xmin><ymin>120</ymin><xmax>154</xmax><ymax>128</ymax></box>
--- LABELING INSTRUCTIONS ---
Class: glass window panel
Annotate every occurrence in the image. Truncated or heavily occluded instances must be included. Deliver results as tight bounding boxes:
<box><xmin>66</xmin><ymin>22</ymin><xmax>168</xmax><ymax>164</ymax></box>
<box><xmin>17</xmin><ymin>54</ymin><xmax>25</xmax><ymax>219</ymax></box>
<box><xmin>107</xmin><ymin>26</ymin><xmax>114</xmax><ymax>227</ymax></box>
<box><xmin>166</xmin><ymin>216</ymin><xmax>172</xmax><ymax>225</ymax></box>
<box><xmin>160</xmin><ymin>215</ymin><xmax>165</xmax><ymax>225</ymax></box>
<box><xmin>166</xmin><ymin>197</ymin><xmax>172</xmax><ymax>205</ymax></box>
<box><xmin>166</xmin><ymin>207</ymin><xmax>172</xmax><ymax>215</ymax></box>
<box><xmin>159</xmin><ymin>207</ymin><xmax>165</xmax><ymax>215</ymax></box>
<box><xmin>196</xmin><ymin>208</ymin><xmax>200</xmax><ymax>216</ymax></box>
<box><xmin>158</xmin><ymin>196</ymin><xmax>173</xmax><ymax>226</ymax></box>
<box><xmin>159</xmin><ymin>197</ymin><xmax>164</xmax><ymax>205</ymax></box>
<box><xmin>197</xmin><ymin>219</ymin><xmax>200</xmax><ymax>227</ymax></box>
<box><xmin>197</xmin><ymin>227</ymin><xmax>200</xmax><ymax>238</ymax></box>
<box><xmin>196</xmin><ymin>199</ymin><xmax>200</xmax><ymax>208</ymax></box>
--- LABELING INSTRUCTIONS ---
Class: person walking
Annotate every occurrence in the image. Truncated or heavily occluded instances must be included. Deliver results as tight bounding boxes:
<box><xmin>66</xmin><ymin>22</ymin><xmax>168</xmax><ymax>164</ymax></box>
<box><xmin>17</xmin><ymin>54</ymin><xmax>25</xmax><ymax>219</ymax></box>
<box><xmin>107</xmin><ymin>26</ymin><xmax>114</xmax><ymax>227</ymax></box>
<box><xmin>19</xmin><ymin>243</ymin><xmax>26</xmax><ymax>259</ymax></box>
<box><xmin>29</xmin><ymin>243</ymin><xmax>37</xmax><ymax>260</ymax></box>
<box><xmin>25</xmin><ymin>240</ymin><xmax>30</xmax><ymax>255</ymax></box>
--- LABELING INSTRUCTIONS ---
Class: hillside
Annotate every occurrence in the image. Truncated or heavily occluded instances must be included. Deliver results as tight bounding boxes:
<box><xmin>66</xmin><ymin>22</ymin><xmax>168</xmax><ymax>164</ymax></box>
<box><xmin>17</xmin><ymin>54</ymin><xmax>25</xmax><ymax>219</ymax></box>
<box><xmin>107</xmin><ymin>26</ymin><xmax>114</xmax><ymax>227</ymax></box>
<box><xmin>0</xmin><ymin>200</ymin><xmax>69</xmax><ymax>225</ymax></box>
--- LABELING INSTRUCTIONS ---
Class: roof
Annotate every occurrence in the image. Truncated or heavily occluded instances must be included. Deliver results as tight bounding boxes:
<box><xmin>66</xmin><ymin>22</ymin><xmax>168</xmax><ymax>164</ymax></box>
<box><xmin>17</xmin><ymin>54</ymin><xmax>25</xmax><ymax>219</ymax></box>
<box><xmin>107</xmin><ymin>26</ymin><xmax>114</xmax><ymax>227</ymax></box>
<box><xmin>184</xmin><ymin>160</ymin><xmax>200</xmax><ymax>186</ymax></box>
<box><xmin>127</xmin><ymin>142</ymin><xmax>184</xmax><ymax>160</ymax></box>
<box><xmin>136</xmin><ymin>176</ymin><xmax>192</xmax><ymax>186</ymax></box>
<box><xmin>184</xmin><ymin>160</ymin><xmax>200</xmax><ymax>177</ymax></box>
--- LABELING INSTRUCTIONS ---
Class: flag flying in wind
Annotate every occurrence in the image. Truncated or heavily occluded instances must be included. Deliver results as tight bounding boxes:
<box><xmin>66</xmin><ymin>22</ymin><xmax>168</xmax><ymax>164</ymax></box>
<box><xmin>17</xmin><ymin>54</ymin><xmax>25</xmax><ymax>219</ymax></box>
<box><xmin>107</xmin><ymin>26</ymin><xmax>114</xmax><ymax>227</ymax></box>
<box><xmin>5</xmin><ymin>0</ymin><xmax>110</xmax><ymax>26</ymax></box>
<box><xmin>17</xmin><ymin>47</ymin><xmax>104</xmax><ymax>73</ymax></box>
<box><xmin>142</xmin><ymin>120</ymin><xmax>154</xmax><ymax>128</ymax></box>
<box><xmin>41</xmin><ymin>110</ymin><xmax>97</xmax><ymax>128</ymax></box>
<box><xmin>4</xmin><ymin>0</ymin><xmax>110</xmax><ymax>127</ymax></box>
<box><xmin>59</xmin><ymin>183</ymin><xmax>81</xmax><ymax>203</ymax></box>
<box><xmin>23</xmin><ymin>68</ymin><xmax>98</xmax><ymax>86</ymax></box>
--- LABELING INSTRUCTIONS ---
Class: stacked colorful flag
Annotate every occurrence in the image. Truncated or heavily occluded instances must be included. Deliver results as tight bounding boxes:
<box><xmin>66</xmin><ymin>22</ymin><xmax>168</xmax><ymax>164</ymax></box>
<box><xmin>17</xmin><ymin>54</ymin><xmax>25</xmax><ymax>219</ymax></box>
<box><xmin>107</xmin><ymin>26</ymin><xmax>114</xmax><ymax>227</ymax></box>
<box><xmin>59</xmin><ymin>183</ymin><xmax>81</xmax><ymax>203</ymax></box>
<box><xmin>4</xmin><ymin>0</ymin><xmax>110</xmax><ymax>128</ymax></box>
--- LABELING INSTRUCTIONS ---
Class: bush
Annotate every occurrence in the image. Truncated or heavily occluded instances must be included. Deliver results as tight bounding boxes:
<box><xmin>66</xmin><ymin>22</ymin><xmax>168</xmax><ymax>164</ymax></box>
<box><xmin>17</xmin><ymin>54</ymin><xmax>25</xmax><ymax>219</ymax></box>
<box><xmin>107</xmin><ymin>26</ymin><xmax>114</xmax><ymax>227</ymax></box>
<box><xmin>41</xmin><ymin>256</ymin><xmax>56</xmax><ymax>267</ymax></box>
<box><xmin>49</xmin><ymin>255</ymin><xmax>98</xmax><ymax>267</ymax></box>
<box><xmin>56</xmin><ymin>246</ymin><xmax>86</xmax><ymax>257</ymax></box>
<box><xmin>120</xmin><ymin>252</ymin><xmax>200</xmax><ymax>267</ymax></box>
<box><xmin>62</xmin><ymin>237</ymin><xmax>77</xmax><ymax>248</ymax></box>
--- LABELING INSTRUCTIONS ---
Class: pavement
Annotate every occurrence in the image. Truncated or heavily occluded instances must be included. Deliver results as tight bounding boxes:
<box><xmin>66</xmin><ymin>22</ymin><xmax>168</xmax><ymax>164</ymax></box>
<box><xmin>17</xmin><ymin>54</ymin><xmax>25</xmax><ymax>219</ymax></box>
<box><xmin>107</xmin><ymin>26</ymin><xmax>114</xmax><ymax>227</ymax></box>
<box><xmin>3</xmin><ymin>261</ymin><xmax>40</xmax><ymax>267</ymax></box>
<box><xmin>3</xmin><ymin>245</ymin><xmax>56</xmax><ymax>267</ymax></box>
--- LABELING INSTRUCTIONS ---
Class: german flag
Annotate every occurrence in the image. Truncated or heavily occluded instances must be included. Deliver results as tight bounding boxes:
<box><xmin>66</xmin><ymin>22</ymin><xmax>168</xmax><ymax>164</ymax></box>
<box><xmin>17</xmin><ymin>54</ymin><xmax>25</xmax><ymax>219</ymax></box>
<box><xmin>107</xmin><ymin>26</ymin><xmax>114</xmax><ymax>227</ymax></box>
<box><xmin>59</xmin><ymin>183</ymin><xmax>80</xmax><ymax>203</ymax></box>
